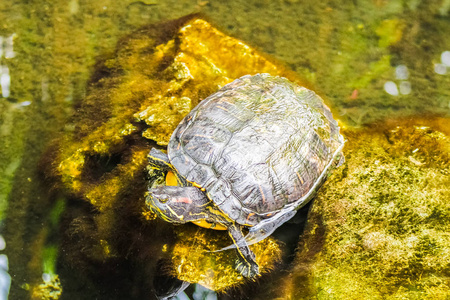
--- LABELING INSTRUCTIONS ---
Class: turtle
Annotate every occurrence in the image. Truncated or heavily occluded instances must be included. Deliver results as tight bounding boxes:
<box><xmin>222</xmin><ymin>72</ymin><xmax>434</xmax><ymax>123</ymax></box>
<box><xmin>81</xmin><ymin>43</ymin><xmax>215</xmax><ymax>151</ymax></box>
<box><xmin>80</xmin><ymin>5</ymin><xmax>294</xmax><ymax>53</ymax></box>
<box><xmin>146</xmin><ymin>73</ymin><xmax>345</xmax><ymax>278</ymax></box>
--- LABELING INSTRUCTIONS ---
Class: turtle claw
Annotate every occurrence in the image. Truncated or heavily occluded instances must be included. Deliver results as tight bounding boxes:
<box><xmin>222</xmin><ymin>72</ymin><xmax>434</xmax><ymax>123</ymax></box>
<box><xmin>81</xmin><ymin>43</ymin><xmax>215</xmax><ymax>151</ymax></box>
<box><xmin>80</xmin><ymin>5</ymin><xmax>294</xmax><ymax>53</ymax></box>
<box><xmin>235</xmin><ymin>259</ymin><xmax>259</xmax><ymax>278</ymax></box>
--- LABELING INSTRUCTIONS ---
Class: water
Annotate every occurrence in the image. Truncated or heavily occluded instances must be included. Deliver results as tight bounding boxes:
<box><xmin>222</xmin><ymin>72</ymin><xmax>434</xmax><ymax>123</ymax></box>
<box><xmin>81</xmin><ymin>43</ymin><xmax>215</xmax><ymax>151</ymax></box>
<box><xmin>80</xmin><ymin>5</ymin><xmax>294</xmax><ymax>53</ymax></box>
<box><xmin>0</xmin><ymin>1</ymin><xmax>449</xmax><ymax>299</ymax></box>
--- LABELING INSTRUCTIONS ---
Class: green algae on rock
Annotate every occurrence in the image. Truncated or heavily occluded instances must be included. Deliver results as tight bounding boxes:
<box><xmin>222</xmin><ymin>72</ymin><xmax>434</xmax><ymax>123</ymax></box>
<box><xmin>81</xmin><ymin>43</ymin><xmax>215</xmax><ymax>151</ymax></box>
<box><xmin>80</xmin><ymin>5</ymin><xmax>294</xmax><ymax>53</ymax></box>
<box><xmin>170</xmin><ymin>225</ymin><xmax>281</xmax><ymax>291</ymax></box>
<box><xmin>278</xmin><ymin>118</ymin><xmax>450</xmax><ymax>299</ymax></box>
<box><xmin>31</xmin><ymin>275</ymin><xmax>62</xmax><ymax>300</ymax></box>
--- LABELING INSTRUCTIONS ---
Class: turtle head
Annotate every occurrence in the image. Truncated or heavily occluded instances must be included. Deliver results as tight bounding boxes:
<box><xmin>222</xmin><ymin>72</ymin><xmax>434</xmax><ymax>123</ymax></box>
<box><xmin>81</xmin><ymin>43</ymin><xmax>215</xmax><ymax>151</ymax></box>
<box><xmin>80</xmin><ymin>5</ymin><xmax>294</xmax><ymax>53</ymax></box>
<box><xmin>146</xmin><ymin>186</ymin><xmax>210</xmax><ymax>224</ymax></box>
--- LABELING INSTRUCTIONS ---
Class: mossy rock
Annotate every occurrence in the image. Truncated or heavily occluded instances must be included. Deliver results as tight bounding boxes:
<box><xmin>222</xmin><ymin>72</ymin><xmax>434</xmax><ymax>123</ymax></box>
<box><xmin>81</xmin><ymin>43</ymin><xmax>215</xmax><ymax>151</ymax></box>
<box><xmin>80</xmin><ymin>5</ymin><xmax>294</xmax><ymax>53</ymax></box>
<box><xmin>279</xmin><ymin>117</ymin><xmax>450</xmax><ymax>299</ymax></box>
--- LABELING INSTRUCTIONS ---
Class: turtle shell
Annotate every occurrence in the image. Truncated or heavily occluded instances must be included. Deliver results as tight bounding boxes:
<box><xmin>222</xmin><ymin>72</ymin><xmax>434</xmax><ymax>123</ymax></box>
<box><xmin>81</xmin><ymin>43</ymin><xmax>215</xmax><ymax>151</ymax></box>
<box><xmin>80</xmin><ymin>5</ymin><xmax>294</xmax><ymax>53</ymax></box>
<box><xmin>168</xmin><ymin>74</ymin><xmax>344</xmax><ymax>226</ymax></box>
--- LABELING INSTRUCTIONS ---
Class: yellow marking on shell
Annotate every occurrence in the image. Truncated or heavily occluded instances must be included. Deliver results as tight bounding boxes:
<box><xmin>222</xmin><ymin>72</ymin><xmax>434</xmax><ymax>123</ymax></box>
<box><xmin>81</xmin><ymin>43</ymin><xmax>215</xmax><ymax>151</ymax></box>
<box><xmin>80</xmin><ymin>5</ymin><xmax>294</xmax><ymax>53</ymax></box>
<box><xmin>207</xmin><ymin>148</ymin><xmax>214</xmax><ymax>159</ymax></box>
<box><xmin>216</xmin><ymin>105</ymin><xmax>229</xmax><ymax>112</ymax></box>
<box><xmin>295</xmin><ymin>171</ymin><xmax>304</xmax><ymax>184</ymax></box>
<box><xmin>192</xmin><ymin>220</ymin><xmax>227</xmax><ymax>230</ymax></box>
<box><xmin>191</xmin><ymin>181</ymin><xmax>203</xmax><ymax>189</ymax></box>
<box><xmin>193</xmin><ymin>134</ymin><xmax>213</xmax><ymax>139</ymax></box>
<box><xmin>246</xmin><ymin>212</ymin><xmax>255</xmax><ymax>223</ymax></box>
<box><xmin>218</xmin><ymin>99</ymin><xmax>236</xmax><ymax>106</ymax></box>
<box><xmin>184</xmin><ymin>177</ymin><xmax>205</xmax><ymax>191</ymax></box>
<box><xmin>166</xmin><ymin>171</ymin><xmax>178</xmax><ymax>186</ymax></box>
<box><xmin>258</xmin><ymin>184</ymin><xmax>266</xmax><ymax>204</ymax></box>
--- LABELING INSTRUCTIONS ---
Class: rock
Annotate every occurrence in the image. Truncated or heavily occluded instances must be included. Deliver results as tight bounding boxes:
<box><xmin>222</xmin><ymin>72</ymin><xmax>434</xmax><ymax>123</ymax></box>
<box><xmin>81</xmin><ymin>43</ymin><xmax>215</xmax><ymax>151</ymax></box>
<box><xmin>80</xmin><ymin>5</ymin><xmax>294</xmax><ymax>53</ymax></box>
<box><xmin>279</xmin><ymin>118</ymin><xmax>450</xmax><ymax>299</ymax></box>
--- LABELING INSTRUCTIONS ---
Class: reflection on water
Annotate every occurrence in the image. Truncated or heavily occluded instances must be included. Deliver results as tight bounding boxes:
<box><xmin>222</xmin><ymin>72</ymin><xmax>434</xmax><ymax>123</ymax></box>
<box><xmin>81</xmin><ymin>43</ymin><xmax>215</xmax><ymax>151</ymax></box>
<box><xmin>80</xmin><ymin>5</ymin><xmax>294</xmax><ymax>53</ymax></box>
<box><xmin>0</xmin><ymin>34</ymin><xmax>15</xmax><ymax>99</ymax></box>
<box><xmin>0</xmin><ymin>33</ymin><xmax>14</xmax><ymax>299</ymax></box>
<box><xmin>0</xmin><ymin>66</ymin><xmax>10</xmax><ymax>98</ymax></box>
<box><xmin>383</xmin><ymin>65</ymin><xmax>411</xmax><ymax>96</ymax></box>
<box><xmin>435</xmin><ymin>50</ymin><xmax>450</xmax><ymax>75</ymax></box>
<box><xmin>0</xmin><ymin>34</ymin><xmax>16</xmax><ymax>59</ymax></box>
<box><xmin>0</xmin><ymin>235</ymin><xmax>10</xmax><ymax>299</ymax></box>
<box><xmin>442</xmin><ymin>51</ymin><xmax>450</xmax><ymax>65</ymax></box>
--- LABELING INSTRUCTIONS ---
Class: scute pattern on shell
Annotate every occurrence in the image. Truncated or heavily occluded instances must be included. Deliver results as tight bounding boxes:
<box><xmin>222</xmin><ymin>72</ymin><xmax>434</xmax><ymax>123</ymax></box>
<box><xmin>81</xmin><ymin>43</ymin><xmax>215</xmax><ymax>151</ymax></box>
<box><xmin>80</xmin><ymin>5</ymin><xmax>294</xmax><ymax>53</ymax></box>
<box><xmin>168</xmin><ymin>74</ymin><xmax>344</xmax><ymax>226</ymax></box>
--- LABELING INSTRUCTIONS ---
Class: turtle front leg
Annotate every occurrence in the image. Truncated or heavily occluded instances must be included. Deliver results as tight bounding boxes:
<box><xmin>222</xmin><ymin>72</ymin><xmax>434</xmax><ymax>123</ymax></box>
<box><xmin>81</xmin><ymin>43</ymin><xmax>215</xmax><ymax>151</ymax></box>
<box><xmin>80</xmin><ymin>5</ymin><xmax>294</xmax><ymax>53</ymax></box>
<box><xmin>227</xmin><ymin>223</ymin><xmax>259</xmax><ymax>277</ymax></box>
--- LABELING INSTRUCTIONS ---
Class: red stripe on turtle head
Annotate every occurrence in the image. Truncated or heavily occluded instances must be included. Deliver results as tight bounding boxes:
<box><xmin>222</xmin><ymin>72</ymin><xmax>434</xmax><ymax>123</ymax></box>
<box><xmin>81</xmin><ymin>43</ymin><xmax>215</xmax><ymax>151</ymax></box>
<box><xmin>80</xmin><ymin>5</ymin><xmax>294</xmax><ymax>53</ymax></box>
<box><xmin>173</xmin><ymin>197</ymin><xmax>193</xmax><ymax>204</ymax></box>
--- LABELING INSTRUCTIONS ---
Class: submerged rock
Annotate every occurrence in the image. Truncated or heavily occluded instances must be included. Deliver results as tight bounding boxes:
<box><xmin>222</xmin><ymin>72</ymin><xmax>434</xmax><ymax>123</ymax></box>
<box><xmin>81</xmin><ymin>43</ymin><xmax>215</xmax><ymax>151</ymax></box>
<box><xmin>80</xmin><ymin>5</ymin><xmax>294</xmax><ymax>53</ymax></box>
<box><xmin>170</xmin><ymin>225</ymin><xmax>281</xmax><ymax>291</ymax></box>
<box><xmin>50</xmin><ymin>15</ymin><xmax>306</xmax><ymax>295</ymax></box>
<box><xmin>53</xmin><ymin>15</ymin><xmax>306</xmax><ymax>212</ymax></box>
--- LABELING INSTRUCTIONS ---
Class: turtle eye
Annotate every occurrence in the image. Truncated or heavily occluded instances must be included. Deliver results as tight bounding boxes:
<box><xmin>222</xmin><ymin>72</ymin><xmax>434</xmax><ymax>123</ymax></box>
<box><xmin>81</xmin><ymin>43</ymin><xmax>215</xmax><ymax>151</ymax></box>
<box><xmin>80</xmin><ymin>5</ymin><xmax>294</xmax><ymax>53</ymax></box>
<box><xmin>158</xmin><ymin>196</ymin><xmax>169</xmax><ymax>204</ymax></box>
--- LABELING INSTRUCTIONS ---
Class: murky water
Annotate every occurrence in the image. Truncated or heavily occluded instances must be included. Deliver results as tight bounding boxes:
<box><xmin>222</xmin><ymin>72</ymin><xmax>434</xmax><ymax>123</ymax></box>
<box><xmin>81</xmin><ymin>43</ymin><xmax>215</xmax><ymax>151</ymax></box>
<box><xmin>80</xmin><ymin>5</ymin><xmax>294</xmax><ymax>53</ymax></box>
<box><xmin>0</xmin><ymin>1</ymin><xmax>449</xmax><ymax>299</ymax></box>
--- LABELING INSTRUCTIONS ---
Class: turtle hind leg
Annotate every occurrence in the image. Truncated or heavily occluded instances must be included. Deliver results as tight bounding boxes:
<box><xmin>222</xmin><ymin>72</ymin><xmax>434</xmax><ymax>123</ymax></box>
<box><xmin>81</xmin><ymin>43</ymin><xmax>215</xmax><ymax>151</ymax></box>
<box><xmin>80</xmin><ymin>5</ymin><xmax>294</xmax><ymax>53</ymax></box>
<box><xmin>227</xmin><ymin>223</ymin><xmax>259</xmax><ymax>277</ymax></box>
<box><xmin>215</xmin><ymin>209</ymin><xmax>297</xmax><ymax>252</ymax></box>
<box><xmin>243</xmin><ymin>209</ymin><xmax>296</xmax><ymax>246</ymax></box>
